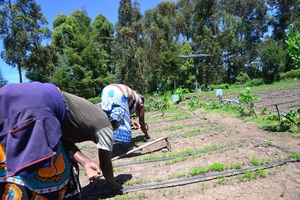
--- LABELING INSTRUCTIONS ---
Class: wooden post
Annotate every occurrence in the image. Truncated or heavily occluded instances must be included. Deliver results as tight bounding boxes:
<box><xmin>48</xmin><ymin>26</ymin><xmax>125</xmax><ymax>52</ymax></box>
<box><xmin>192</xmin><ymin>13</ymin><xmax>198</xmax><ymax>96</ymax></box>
<box><xmin>275</xmin><ymin>104</ymin><xmax>281</xmax><ymax>122</ymax></box>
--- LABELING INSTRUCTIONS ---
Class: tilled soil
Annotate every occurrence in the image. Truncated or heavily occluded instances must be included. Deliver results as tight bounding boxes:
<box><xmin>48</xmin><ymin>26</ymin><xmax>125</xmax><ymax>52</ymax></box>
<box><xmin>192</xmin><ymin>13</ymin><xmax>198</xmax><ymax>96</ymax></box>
<box><xmin>79</xmin><ymin>86</ymin><xmax>300</xmax><ymax>200</ymax></box>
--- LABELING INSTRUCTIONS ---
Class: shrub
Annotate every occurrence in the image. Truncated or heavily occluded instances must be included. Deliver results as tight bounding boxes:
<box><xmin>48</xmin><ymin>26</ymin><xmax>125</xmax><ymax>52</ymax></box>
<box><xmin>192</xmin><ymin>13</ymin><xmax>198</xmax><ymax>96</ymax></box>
<box><xmin>238</xmin><ymin>87</ymin><xmax>261</xmax><ymax>117</ymax></box>
<box><xmin>245</xmin><ymin>78</ymin><xmax>264</xmax><ymax>87</ymax></box>
<box><xmin>208</xmin><ymin>84</ymin><xmax>230</xmax><ymax>91</ymax></box>
<box><xmin>236</xmin><ymin>72</ymin><xmax>251</xmax><ymax>84</ymax></box>
<box><xmin>88</xmin><ymin>96</ymin><xmax>101</xmax><ymax>104</ymax></box>
<box><xmin>280</xmin><ymin>69</ymin><xmax>300</xmax><ymax>80</ymax></box>
<box><xmin>174</xmin><ymin>87</ymin><xmax>190</xmax><ymax>102</ymax></box>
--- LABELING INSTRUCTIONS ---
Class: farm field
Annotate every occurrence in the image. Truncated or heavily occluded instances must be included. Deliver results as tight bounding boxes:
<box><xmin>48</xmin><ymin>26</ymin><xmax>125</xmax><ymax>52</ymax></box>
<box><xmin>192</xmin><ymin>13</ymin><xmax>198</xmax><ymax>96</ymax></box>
<box><xmin>79</xmin><ymin>81</ymin><xmax>300</xmax><ymax>200</ymax></box>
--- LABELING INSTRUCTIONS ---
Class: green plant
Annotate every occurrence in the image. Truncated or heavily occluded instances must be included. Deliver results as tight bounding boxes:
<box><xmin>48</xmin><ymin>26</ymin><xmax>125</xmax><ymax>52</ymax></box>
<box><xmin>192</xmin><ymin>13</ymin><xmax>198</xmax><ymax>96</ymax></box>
<box><xmin>280</xmin><ymin>69</ymin><xmax>300</xmax><ymax>80</ymax></box>
<box><xmin>209</xmin><ymin>163</ymin><xmax>226</xmax><ymax>172</ymax></box>
<box><xmin>146</xmin><ymin>92</ymin><xmax>171</xmax><ymax>115</ymax></box>
<box><xmin>239</xmin><ymin>171</ymin><xmax>256</xmax><ymax>181</ymax></box>
<box><xmin>207</xmin><ymin>101</ymin><xmax>222</xmax><ymax>109</ymax></box>
<box><xmin>286</xmin><ymin>24</ymin><xmax>300</xmax><ymax>68</ymax></box>
<box><xmin>188</xmin><ymin>167</ymin><xmax>209</xmax><ymax>176</ymax></box>
<box><xmin>216</xmin><ymin>176</ymin><xmax>228</xmax><ymax>185</ymax></box>
<box><xmin>238</xmin><ymin>87</ymin><xmax>261</xmax><ymax>117</ymax></box>
<box><xmin>281</xmin><ymin>110</ymin><xmax>300</xmax><ymax>126</ymax></box>
<box><xmin>251</xmin><ymin>156</ymin><xmax>261</xmax><ymax>166</ymax></box>
<box><xmin>244</xmin><ymin>78</ymin><xmax>264</xmax><ymax>87</ymax></box>
<box><xmin>236</xmin><ymin>72</ymin><xmax>250</xmax><ymax>84</ymax></box>
<box><xmin>257</xmin><ymin>168</ymin><xmax>267</xmax><ymax>178</ymax></box>
<box><xmin>188</xmin><ymin>97</ymin><xmax>207</xmax><ymax>110</ymax></box>
<box><xmin>289</xmin><ymin>153</ymin><xmax>300</xmax><ymax>159</ymax></box>
<box><xmin>174</xmin><ymin>87</ymin><xmax>190</xmax><ymax>102</ymax></box>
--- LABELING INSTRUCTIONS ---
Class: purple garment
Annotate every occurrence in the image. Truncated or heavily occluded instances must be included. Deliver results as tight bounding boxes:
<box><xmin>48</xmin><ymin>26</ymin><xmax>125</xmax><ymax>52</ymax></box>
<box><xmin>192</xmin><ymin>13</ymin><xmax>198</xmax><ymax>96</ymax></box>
<box><xmin>0</xmin><ymin>82</ymin><xmax>66</xmax><ymax>177</ymax></box>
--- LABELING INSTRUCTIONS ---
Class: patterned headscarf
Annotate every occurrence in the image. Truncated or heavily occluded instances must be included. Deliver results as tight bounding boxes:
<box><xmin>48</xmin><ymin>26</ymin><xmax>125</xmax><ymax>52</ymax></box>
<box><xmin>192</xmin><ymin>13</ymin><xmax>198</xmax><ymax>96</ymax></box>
<box><xmin>99</xmin><ymin>101</ymin><xmax>125</xmax><ymax>128</ymax></box>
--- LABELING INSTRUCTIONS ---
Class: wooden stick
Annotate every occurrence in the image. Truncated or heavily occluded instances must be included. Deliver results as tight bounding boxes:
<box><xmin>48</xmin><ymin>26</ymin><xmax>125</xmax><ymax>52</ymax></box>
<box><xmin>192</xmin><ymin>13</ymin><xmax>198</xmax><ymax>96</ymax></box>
<box><xmin>275</xmin><ymin>104</ymin><xmax>281</xmax><ymax>122</ymax></box>
<box><xmin>112</xmin><ymin>136</ymin><xmax>168</xmax><ymax>161</ymax></box>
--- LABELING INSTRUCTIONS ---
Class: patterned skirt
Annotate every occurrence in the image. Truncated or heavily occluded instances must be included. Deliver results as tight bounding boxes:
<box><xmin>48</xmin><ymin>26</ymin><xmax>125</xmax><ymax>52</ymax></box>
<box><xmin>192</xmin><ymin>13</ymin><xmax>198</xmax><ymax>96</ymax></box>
<box><xmin>0</xmin><ymin>142</ymin><xmax>82</xmax><ymax>200</ymax></box>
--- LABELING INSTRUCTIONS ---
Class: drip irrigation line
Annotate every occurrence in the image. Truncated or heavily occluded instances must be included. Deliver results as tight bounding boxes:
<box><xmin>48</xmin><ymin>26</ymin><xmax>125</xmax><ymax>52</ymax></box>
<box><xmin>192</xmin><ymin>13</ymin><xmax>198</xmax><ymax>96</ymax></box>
<box><xmin>84</xmin><ymin>158</ymin><xmax>300</xmax><ymax>197</ymax></box>
<box><xmin>280</xmin><ymin>114</ymin><xmax>300</xmax><ymax>128</ymax></box>
<box><xmin>79</xmin><ymin>126</ymin><xmax>224</xmax><ymax>151</ymax></box>
<box><xmin>113</xmin><ymin>140</ymin><xmax>247</xmax><ymax>167</ymax></box>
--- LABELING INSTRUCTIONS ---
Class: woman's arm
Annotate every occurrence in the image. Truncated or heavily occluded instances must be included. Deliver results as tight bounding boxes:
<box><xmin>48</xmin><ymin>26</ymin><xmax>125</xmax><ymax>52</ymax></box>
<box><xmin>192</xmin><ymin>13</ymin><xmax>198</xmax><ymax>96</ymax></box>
<box><xmin>98</xmin><ymin>149</ymin><xmax>123</xmax><ymax>190</ymax></box>
<box><xmin>138</xmin><ymin>107</ymin><xmax>150</xmax><ymax>139</ymax></box>
<box><xmin>63</xmin><ymin>140</ymin><xmax>102</xmax><ymax>181</ymax></box>
<box><xmin>73</xmin><ymin>150</ymin><xmax>102</xmax><ymax>181</ymax></box>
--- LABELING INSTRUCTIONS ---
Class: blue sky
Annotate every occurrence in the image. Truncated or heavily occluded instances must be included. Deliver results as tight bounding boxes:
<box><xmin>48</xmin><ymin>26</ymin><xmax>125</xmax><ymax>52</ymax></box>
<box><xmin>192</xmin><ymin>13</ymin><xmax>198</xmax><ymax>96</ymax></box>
<box><xmin>1</xmin><ymin>0</ymin><xmax>175</xmax><ymax>83</ymax></box>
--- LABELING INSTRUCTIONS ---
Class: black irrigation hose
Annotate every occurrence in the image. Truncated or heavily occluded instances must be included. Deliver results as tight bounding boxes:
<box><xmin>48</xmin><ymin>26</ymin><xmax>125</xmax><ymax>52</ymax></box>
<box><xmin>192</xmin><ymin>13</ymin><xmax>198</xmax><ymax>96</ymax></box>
<box><xmin>79</xmin><ymin>125</ymin><xmax>224</xmax><ymax>151</ymax></box>
<box><xmin>84</xmin><ymin>158</ymin><xmax>300</xmax><ymax>197</ymax></box>
<box><xmin>113</xmin><ymin>140</ymin><xmax>247</xmax><ymax>167</ymax></box>
<box><xmin>280</xmin><ymin>114</ymin><xmax>300</xmax><ymax>128</ymax></box>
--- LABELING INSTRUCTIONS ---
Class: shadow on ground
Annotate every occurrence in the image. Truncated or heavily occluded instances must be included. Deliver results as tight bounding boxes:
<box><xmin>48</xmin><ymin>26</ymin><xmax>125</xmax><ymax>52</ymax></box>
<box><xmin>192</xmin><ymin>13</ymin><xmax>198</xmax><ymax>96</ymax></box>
<box><xmin>82</xmin><ymin>174</ymin><xmax>132</xmax><ymax>200</ymax></box>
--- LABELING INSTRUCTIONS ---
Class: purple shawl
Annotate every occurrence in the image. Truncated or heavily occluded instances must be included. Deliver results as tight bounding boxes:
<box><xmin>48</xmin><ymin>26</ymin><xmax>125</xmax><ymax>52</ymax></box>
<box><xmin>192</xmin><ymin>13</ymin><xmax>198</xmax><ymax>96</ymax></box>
<box><xmin>0</xmin><ymin>82</ymin><xmax>66</xmax><ymax>177</ymax></box>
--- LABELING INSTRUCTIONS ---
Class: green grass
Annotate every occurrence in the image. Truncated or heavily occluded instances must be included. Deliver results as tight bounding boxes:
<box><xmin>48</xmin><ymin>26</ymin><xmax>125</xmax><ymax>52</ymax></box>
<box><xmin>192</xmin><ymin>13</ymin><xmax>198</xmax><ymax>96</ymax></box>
<box><xmin>113</xmin><ymin>192</ymin><xmax>147</xmax><ymax>200</ymax></box>
<box><xmin>289</xmin><ymin>153</ymin><xmax>300</xmax><ymax>159</ymax></box>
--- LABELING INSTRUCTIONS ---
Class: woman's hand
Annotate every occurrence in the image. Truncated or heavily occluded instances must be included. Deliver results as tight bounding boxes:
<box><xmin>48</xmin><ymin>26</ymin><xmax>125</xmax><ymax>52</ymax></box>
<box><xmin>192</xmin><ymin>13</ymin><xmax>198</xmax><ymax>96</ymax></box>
<box><xmin>131</xmin><ymin>119</ymin><xmax>140</xmax><ymax>130</ymax></box>
<box><xmin>84</xmin><ymin>161</ymin><xmax>103</xmax><ymax>182</ymax></box>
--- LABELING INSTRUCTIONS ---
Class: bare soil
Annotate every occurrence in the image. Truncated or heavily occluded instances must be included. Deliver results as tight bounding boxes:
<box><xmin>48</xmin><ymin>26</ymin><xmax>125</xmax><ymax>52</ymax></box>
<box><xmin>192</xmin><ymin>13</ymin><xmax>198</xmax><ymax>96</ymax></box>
<box><xmin>79</xmin><ymin>84</ymin><xmax>300</xmax><ymax>200</ymax></box>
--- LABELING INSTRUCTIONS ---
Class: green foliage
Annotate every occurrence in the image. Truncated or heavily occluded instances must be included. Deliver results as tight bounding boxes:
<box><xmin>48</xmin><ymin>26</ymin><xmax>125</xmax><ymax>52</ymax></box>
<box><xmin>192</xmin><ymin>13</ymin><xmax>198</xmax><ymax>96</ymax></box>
<box><xmin>0</xmin><ymin>0</ymin><xmax>50</xmax><ymax>83</ymax></box>
<box><xmin>238</xmin><ymin>87</ymin><xmax>261</xmax><ymax>117</ymax></box>
<box><xmin>281</xmin><ymin>110</ymin><xmax>300</xmax><ymax>127</ymax></box>
<box><xmin>207</xmin><ymin>101</ymin><xmax>223</xmax><ymax>109</ymax></box>
<box><xmin>280</xmin><ymin>69</ymin><xmax>300</xmax><ymax>80</ymax></box>
<box><xmin>236</xmin><ymin>72</ymin><xmax>250</xmax><ymax>85</ymax></box>
<box><xmin>144</xmin><ymin>92</ymin><xmax>171</xmax><ymax>114</ymax></box>
<box><xmin>88</xmin><ymin>96</ymin><xmax>101</xmax><ymax>104</ymax></box>
<box><xmin>285</xmin><ymin>25</ymin><xmax>300</xmax><ymax>69</ymax></box>
<box><xmin>258</xmin><ymin>39</ymin><xmax>286</xmax><ymax>84</ymax></box>
<box><xmin>289</xmin><ymin>153</ymin><xmax>300</xmax><ymax>159</ymax></box>
<box><xmin>209</xmin><ymin>163</ymin><xmax>226</xmax><ymax>172</ymax></box>
<box><xmin>244</xmin><ymin>78</ymin><xmax>265</xmax><ymax>87</ymax></box>
<box><xmin>2</xmin><ymin>0</ymin><xmax>299</xmax><ymax>99</ymax></box>
<box><xmin>174</xmin><ymin>87</ymin><xmax>190</xmax><ymax>102</ymax></box>
<box><xmin>50</xmin><ymin>10</ymin><xmax>114</xmax><ymax>98</ymax></box>
<box><xmin>207</xmin><ymin>84</ymin><xmax>230</xmax><ymax>91</ymax></box>
<box><xmin>188</xmin><ymin>97</ymin><xmax>207</xmax><ymax>110</ymax></box>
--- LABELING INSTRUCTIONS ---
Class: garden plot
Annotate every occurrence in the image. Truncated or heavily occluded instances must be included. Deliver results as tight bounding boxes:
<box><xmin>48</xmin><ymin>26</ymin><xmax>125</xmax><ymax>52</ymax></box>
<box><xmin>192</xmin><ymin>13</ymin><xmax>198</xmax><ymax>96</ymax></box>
<box><xmin>79</xmin><ymin>100</ymin><xmax>300</xmax><ymax>200</ymax></box>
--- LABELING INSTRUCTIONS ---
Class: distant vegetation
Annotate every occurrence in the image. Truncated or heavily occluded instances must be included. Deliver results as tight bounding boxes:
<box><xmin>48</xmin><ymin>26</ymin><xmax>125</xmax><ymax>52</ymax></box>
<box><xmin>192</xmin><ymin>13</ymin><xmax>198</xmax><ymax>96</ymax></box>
<box><xmin>0</xmin><ymin>0</ymin><xmax>299</xmax><ymax>99</ymax></box>
<box><xmin>144</xmin><ymin>79</ymin><xmax>300</xmax><ymax>135</ymax></box>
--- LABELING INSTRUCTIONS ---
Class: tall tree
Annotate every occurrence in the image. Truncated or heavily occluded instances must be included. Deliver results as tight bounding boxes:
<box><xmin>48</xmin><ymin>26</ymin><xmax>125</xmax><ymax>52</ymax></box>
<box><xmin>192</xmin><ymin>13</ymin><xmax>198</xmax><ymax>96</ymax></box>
<box><xmin>177</xmin><ymin>41</ymin><xmax>195</xmax><ymax>90</ymax></box>
<box><xmin>114</xmin><ymin>0</ymin><xmax>144</xmax><ymax>91</ymax></box>
<box><xmin>259</xmin><ymin>38</ymin><xmax>286</xmax><ymax>83</ymax></box>
<box><xmin>218</xmin><ymin>0</ymin><xmax>268</xmax><ymax>82</ymax></box>
<box><xmin>51</xmin><ymin>10</ymin><xmax>113</xmax><ymax>98</ymax></box>
<box><xmin>0</xmin><ymin>0</ymin><xmax>50</xmax><ymax>83</ymax></box>
<box><xmin>267</xmin><ymin>0</ymin><xmax>300</xmax><ymax>41</ymax></box>
<box><xmin>176</xmin><ymin>0</ymin><xmax>194</xmax><ymax>41</ymax></box>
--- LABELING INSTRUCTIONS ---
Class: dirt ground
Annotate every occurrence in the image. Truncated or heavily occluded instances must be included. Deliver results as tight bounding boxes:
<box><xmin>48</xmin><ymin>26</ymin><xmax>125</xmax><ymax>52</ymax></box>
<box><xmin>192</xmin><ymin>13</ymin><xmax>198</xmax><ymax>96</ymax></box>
<box><xmin>79</xmin><ymin>83</ymin><xmax>300</xmax><ymax>200</ymax></box>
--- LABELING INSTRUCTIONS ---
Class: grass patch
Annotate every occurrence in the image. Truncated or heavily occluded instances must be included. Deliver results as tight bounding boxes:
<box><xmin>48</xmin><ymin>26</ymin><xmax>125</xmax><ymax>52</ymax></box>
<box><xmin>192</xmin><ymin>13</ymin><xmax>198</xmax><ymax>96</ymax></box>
<box><xmin>289</xmin><ymin>153</ymin><xmax>300</xmax><ymax>159</ymax></box>
<box><xmin>239</xmin><ymin>168</ymin><xmax>267</xmax><ymax>181</ymax></box>
<box><xmin>113</xmin><ymin>192</ymin><xmax>147</xmax><ymax>200</ymax></box>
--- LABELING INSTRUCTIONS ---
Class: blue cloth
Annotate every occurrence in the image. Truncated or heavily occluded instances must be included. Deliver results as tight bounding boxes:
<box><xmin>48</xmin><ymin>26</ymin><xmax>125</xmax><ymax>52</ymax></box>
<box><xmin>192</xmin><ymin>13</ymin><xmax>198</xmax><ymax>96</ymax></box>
<box><xmin>0</xmin><ymin>82</ymin><xmax>66</xmax><ymax>177</ymax></box>
<box><xmin>101</xmin><ymin>85</ymin><xmax>132</xmax><ymax>144</ymax></box>
<box><xmin>0</xmin><ymin>142</ymin><xmax>81</xmax><ymax>199</ymax></box>
<box><xmin>100</xmin><ymin>101</ymin><xmax>124</xmax><ymax>128</ymax></box>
